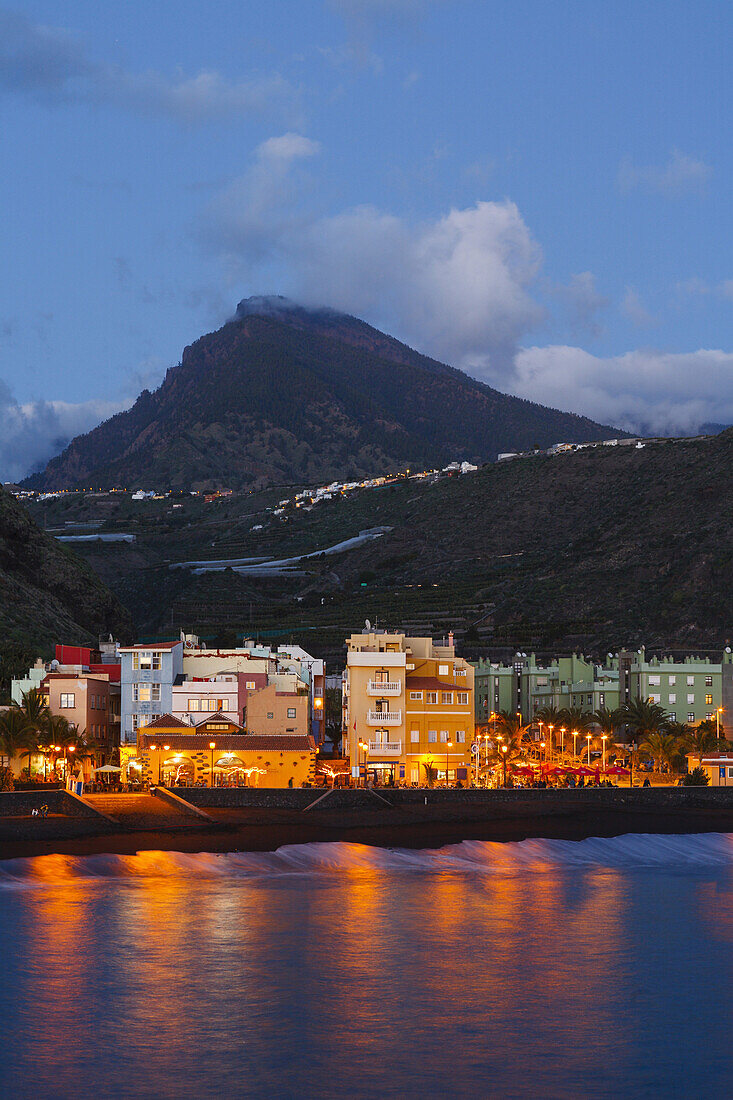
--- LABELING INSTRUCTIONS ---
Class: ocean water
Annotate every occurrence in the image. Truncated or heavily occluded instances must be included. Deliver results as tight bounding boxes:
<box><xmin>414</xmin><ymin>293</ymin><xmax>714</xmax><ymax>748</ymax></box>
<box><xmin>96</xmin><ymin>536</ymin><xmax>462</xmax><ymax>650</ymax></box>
<box><xmin>2</xmin><ymin>833</ymin><xmax>733</xmax><ymax>1099</ymax></box>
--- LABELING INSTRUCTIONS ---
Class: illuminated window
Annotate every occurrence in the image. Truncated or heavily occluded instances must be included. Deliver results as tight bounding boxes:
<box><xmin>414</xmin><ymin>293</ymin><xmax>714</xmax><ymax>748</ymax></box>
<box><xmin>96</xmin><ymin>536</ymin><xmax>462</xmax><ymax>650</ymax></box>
<box><xmin>439</xmin><ymin>730</ymin><xmax>449</xmax><ymax>742</ymax></box>
<box><xmin>706</xmin><ymin>694</ymin><xmax>713</xmax><ymax>706</ymax></box>
<box><xmin>428</xmin><ymin>730</ymin><xmax>437</xmax><ymax>743</ymax></box>
<box><xmin>188</xmin><ymin>699</ymin><xmax>200</xmax><ymax>711</ymax></box>
<box><xmin>59</xmin><ymin>693</ymin><xmax>75</xmax><ymax>708</ymax></box>
<box><xmin>438</xmin><ymin>664</ymin><xmax>449</xmax><ymax>675</ymax></box>
<box><xmin>410</xmin><ymin>729</ymin><xmax>419</xmax><ymax>743</ymax></box>
<box><xmin>135</xmin><ymin>685</ymin><xmax>151</xmax><ymax>702</ymax></box>
<box><xmin>688</xmin><ymin>712</ymin><xmax>695</xmax><ymax>723</ymax></box>
<box><xmin>706</xmin><ymin>676</ymin><xmax>713</xmax><ymax>687</ymax></box>
<box><xmin>246</xmin><ymin>681</ymin><xmax>256</xmax><ymax>690</ymax></box>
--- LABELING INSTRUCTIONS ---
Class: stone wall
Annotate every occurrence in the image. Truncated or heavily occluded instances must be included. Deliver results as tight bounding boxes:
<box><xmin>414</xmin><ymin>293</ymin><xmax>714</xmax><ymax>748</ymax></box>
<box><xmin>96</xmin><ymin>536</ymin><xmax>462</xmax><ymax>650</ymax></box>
<box><xmin>171</xmin><ymin>785</ymin><xmax>733</xmax><ymax>812</ymax></box>
<box><xmin>0</xmin><ymin>790</ymin><xmax>104</xmax><ymax>818</ymax></box>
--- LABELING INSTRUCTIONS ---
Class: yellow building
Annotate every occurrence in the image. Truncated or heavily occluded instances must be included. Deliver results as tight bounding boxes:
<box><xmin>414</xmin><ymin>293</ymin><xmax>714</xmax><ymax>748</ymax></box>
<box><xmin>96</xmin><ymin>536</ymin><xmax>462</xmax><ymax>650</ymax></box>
<box><xmin>120</xmin><ymin>712</ymin><xmax>317</xmax><ymax>788</ymax></box>
<box><xmin>688</xmin><ymin>752</ymin><xmax>733</xmax><ymax>787</ymax></box>
<box><xmin>343</xmin><ymin>631</ymin><xmax>475</xmax><ymax>785</ymax></box>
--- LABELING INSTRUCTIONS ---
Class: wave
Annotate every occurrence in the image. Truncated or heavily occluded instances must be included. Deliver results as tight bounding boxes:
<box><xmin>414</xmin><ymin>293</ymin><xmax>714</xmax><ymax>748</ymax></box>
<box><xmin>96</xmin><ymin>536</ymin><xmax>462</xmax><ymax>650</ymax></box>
<box><xmin>3</xmin><ymin>833</ymin><xmax>733</xmax><ymax>886</ymax></box>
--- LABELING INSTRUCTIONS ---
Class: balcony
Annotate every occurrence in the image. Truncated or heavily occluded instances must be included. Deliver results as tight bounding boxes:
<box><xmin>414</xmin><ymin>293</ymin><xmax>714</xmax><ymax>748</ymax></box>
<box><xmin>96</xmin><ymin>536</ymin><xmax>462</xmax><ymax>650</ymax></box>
<box><xmin>368</xmin><ymin>740</ymin><xmax>402</xmax><ymax>755</ymax></box>
<box><xmin>366</xmin><ymin>709</ymin><xmax>402</xmax><ymax>725</ymax></box>
<box><xmin>367</xmin><ymin>680</ymin><xmax>402</xmax><ymax>696</ymax></box>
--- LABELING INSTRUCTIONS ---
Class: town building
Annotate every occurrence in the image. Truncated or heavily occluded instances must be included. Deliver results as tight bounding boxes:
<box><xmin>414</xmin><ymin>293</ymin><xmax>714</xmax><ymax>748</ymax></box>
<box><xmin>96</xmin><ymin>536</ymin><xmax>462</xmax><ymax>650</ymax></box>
<box><xmin>342</xmin><ymin>631</ymin><xmax>474</xmax><ymax>785</ymax></box>
<box><xmin>244</xmin><ymin>680</ymin><xmax>309</xmax><ymax>737</ymax></box>
<box><xmin>472</xmin><ymin>648</ymin><xmax>730</xmax><ymax>733</ymax></box>
<box><xmin>119</xmin><ymin>641</ymin><xmax>184</xmax><ymax>744</ymax></box>
<box><xmin>120</xmin><ymin>713</ymin><xmax>316</xmax><ymax>787</ymax></box>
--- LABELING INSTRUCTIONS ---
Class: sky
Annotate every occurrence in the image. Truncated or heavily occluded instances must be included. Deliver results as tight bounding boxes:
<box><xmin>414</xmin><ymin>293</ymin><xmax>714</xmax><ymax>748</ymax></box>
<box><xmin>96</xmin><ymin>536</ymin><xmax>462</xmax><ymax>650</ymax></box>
<box><xmin>1</xmin><ymin>0</ymin><xmax>732</xmax><ymax>480</ymax></box>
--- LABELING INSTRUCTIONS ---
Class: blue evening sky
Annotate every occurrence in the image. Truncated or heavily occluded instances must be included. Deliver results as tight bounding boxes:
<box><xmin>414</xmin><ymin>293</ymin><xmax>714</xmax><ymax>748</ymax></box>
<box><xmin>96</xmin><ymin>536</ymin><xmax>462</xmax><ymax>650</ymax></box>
<box><xmin>1</xmin><ymin>0</ymin><xmax>732</xmax><ymax>478</ymax></box>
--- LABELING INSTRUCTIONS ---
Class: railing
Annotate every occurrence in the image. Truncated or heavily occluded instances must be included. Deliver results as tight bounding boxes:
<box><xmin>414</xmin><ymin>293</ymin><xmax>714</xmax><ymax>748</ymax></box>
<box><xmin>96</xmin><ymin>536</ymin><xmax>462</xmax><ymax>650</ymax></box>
<box><xmin>366</xmin><ymin>709</ymin><xmax>402</xmax><ymax>725</ymax></box>
<box><xmin>367</xmin><ymin>680</ymin><xmax>402</xmax><ymax>695</ymax></box>
<box><xmin>368</xmin><ymin>740</ymin><xmax>402</xmax><ymax>755</ymax></box>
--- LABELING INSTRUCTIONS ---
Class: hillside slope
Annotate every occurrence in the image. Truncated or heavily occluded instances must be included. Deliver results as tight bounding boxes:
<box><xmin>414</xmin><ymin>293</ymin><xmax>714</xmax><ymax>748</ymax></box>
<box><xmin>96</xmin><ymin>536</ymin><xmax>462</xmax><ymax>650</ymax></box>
<box><xmin>33</xmin><ymin>430</ymin><xmax>733</xmax><ymax>661</ymax></box>
<box><xmin>26</xmin><ymin>298</ymin><xmax>621</xmax><ymax>491</ymax></box>
<box><xmin>0</xmin><ymin>488</ymin><xmax>132</xmax><ymax>647</ymax></box>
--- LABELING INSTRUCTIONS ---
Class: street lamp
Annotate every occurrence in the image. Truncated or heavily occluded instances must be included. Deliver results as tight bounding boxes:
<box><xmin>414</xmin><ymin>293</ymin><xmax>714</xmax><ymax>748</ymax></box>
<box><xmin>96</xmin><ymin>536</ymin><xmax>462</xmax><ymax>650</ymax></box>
<box><xmin>548</xmin><ymin>724</ymin><xmax>554</xmax><ymax>760</ymax></box>
<box><xmin>572</xmin><ymin>730</ymin><xmax>579</xmax><ymax>757</ymax></box>
<box><xmin>601</xmin><ymin>734</ymin><xmax>608</xmax><ymax>772</ymax></box>
<box><xmin>501</xmin><ymin>743</ymin><xmax>508</xmax><ymax>787</ymax></box>
<box><xmin>559</xmin><ymin>727</ymin><xmax>566</xmax><ymax>758</ymax></box>
<box><xmin>540</xmin><ymin>740</ymin><xmax>546</xmax><ymax>763</ymax></box>
<box><xmin>445</xmin><ymin>740</ymin><xmax>452</xmax><ymax>787</ymax></box>
<box><xmin>209</xmin><ymin>742</ymin><xmax>216</xmax><ymax>788</ymax></box>
<box><xmin>586</xmin><ymin>734</ymin><xmax>592</xmax><ymax>767</ymax></box>
<box><xmin>717</xmin><ymin>707</ymin><xmax>724</xmax><ymax>746</ymax></box>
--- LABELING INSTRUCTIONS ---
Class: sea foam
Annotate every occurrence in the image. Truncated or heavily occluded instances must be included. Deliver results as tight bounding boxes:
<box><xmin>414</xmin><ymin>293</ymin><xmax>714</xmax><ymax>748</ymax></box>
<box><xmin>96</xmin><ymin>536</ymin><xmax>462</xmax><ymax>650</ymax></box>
<box><xmin>2</xmin><ymin>832</ymin><xmax>733</xmax><ymax>887</ymax></box>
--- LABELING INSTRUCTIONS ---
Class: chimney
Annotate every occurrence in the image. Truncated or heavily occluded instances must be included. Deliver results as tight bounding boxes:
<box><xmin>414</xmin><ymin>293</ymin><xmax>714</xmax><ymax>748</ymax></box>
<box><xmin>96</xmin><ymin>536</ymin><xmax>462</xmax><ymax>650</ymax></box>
<box><xmin>448</xmin><ymin>631</ymin><xmax>454</xmax><ymax>648</ymax></box>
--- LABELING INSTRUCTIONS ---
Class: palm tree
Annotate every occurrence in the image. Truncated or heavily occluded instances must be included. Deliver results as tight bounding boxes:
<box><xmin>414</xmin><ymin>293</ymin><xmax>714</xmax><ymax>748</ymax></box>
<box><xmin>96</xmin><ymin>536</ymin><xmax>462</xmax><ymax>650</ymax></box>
<box><xmin>18</xmin><ymin>688</ymin><xmax>49</xmax><ymax>736</ymax></box>
<box><xmin>421</xmin><ymin>760</ymin><xmax>438</xmax><ymax>788</ymax></box>
<box><xmin>0</xmin><ymin>708</ymin><xmax>35</xmax><ymax>773</ymax></box>
<box><xmin>638</xmin><ymin>731</ymin><xmax>683</xmax><ymax>776</ymax></box>
<box><xmin>559</xmin><ymin>706</ymin><xmax>595</xmax><ymax>733</ymax></box>
<box><xmin>621</xmin><ymin>697</ymin><xmax>671</xmax><ymax>740</ymax></box>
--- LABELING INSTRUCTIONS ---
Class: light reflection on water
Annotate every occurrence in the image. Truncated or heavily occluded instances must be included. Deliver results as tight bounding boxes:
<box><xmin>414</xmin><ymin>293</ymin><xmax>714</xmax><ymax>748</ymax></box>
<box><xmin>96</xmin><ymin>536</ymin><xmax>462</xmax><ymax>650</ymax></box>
<box><xmin>1</xmin><ymin>839</ymin><xmax>733</xmax><ymax>1099</ymax></box>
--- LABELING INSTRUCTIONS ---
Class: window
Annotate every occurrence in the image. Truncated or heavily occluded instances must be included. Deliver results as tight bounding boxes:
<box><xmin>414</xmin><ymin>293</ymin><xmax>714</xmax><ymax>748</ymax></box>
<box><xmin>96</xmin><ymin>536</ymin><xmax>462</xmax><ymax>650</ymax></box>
<box><xmin>427</xmin><ymin>692</ymin><xmax>437</xmax><ymax>704</ymax></box>
<box><xmin>669</xmin><ymin>712</ymin><xmax>676</xmax><ymax>722</ymax></box>
<box><xmin>410</xmin><ymin>730</ymin><xmax>419</xmax><ymax>743</ymax></box>
<box><xmin>536</xmin><ymin>677</ymin><xmax>548</xmax><ymax>688</ymax></box>
<box><xmin>267</xmin><ymin>712</ymin><xmax>274</xmax><ymax>719</ymax></box>
<box><xmin>246</xmin><ymin>681</ymin><xmax>256</xmax><ymax>690</ymax></box>
<box><xmin>649</xmin><ymin>675</ymin><xmax>660</xmax><ymax>686</ymax></box>
<box><xmin>152</xmin><ymin>684</ymin><xmax>161</xmax><ymax>702</ymax></box>
<box><xmin>135</xmin><ymin>684</ymin><xmax>151</xmax><ymax>702</ymax></box>
<box><xmin>650</xmin><ymin>694</ymin><xmax>661</xmax><ymax>704</ymax></box>
<box><xmin>456</xmin><ymin>668</ymin><xmax>466</xmax><ymax>677</ymax></box>
<box><xmin>410</xmin><ymin>691</ymin><xmax>423</xmax><ymax>700</ymax></box>
<box><xmin>456</xmin><ymin>692</ymin><xmax>468</xmax><ymax>706</ymax></box>
<box><xmin>441</xmin><ymin>692</ymin><xmax>453</xmax><ymax>705</ymax></box>
<box><xmin>440</xmin><ymin>730</ymin><xmax>449</xmax><ymax>742</ymax></box>
<box><xmin>599</xmin><ymin>693</ymin><xmax>605</xmax><ymax>706</ymax></box>
<box><xmin>59</xmin><ymin>693</ymin><xmax>75</xmax><ymax>708</ymax></box>
<box><xmin>669</xmin><ymin>694</ymin><xmax>676</xmax><ymax>704</ymax></box>
<box><xmin>706</xmin><ymin>676</ymin><xmax>713</xmax><ymax>687</ymax></box>
<box><xmin>406</xmin><ymin>663</ymin><xmax>415</xmax><ymax>671</ymax></box>
<box><xmin>438</xmin><ymin>664</ymin><xmax>449</xmax><ymax>675</ymax></box>
<box><xmin>411</xmin><ymin>767</ymin><xmax>419</xmax><ymax>783</ymax></box>
<box><xmin>131</xmin><ymin>713</ymin><xmax>139</xmax><ymax>730</ymax></box>
<box><xmin>456</xmin><ymin>730</ymin><xmax>465</xmax><ymax>743</ymax></box>
<box><xmin>706</xmin><ymin>694</ymin><xmax>713</xmax><ymax>706</ymax></box>
<box><xmin>687</xmin><ymin>676</ymin><xmax>694</xmax><ymax>686</ymax></box>
<box><xmin>187</xmin><ymin>698</ymin><xmax>200</xmax><ymax>711</ymax></box>
<box><xmin>668</xmin><ymin>675</ymin><xmax>676</xmax><ymax>686</ymax></box>
<box><xmin>707</xmin><ymin>713</ymin><xmax>714</xmax><ymax>721</ymax></box>
<box><xmin>728</xmin><ymin>768</ymin><xmax>733</xmax><ymax>779</ymax></box>
<box><xmin>428</xmin><ymin>730</ymin><xmax>437</xmax><ymax>743</ymax></box>
<box><xmin>688</xmin><ymin>712</ymin><xmax>695</xmax><ymax>723</ymax></box>
<box><xmin>287</xmin><ymin>708</ymin><xmax>296</xmax><ymax>718</ymax></box>
<box><xmin>687</xmin><ymin>694</ymin><xmax>695</xmax><ymax>704</ymax></box>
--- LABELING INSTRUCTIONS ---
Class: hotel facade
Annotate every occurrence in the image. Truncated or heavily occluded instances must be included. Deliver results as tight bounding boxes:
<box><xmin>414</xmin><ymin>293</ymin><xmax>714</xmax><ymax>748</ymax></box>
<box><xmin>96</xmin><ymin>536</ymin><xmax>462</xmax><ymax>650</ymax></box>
<box><xmin>343</xmin><ymin>631</ymin><xmax>475</xmax><ymax>785</ymax></box>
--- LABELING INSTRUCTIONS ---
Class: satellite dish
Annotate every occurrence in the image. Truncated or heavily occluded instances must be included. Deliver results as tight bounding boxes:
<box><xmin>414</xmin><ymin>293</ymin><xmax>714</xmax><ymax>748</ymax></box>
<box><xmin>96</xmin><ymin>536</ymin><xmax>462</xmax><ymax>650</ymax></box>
<box><xmin>365</xmin><ymin>619</ymin><xmax>371</xmax><ymax>630</ymax></box>
<box><xmin>727</xmin><ymin>646</ymin><xmax>732</xmax><ymax>653</ymax></box>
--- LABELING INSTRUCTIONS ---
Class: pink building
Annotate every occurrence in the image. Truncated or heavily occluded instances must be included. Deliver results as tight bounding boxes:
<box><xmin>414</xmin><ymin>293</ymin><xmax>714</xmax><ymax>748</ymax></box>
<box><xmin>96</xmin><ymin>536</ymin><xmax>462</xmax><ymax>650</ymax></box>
<box><xmin>171</xmin><ymin>671</ymin><xmax>266</xmax><ymax>726</ymax></box>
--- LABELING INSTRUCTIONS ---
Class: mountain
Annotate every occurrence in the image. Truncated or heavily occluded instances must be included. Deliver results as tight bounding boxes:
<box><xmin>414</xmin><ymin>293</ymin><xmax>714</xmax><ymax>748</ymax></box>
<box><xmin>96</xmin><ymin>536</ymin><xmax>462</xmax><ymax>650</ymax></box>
<box><xmin>26</xmin><ymin>298</ymin><xmax>623</xmax><ymax>491</ymax></box>
<box><xmin>0</xmin><ymin>486</ymin><xmax>132</xmax><ymax>648</ymax></box>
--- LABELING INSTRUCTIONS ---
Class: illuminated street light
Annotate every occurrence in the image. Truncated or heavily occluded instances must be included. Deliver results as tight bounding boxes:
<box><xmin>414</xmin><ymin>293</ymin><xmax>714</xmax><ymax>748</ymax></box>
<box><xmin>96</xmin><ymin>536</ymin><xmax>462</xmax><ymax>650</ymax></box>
<box><xmin>209</xmin><ymin>741</ymin><xmax>216</xmax><ymax>788</ymax></box>
<box><xmin>586</xmin><ymin>733</ymin><xmax>592</xmax><ymax>767</ymax></box>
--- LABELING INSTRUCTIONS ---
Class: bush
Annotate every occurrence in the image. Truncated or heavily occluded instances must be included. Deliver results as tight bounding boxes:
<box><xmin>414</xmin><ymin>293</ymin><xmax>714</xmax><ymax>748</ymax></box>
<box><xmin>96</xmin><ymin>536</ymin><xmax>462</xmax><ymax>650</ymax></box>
<box><xmin>0</xmin><ymin>765</ymin><xmax>14</xmax><ymax>792</ymax></box>
<box><xmin>682</xmin><ymin>766</ymin><xmax>710</xmax><ymax>787</ymax></box>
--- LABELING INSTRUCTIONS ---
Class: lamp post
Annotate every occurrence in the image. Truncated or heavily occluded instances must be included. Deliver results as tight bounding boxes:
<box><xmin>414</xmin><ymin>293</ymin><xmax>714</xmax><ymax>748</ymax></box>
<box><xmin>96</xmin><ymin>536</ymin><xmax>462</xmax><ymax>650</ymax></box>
<box><xmin>162</xmin><ymin>745</ymin><xmax>170</xmax><ymax>786</ymax></box>
<box><xmin>586</xmin><ymin>734</ymin><xmax>592</xmax><ymax>767</ymax></box>
<box><xmin>717</xmin><ymin>707</ymin><xmax>724</xmax><ymax>746</ymax></box>
<box><xmin>559</xmin><ymin>726</ymin><xmax>565</xmax><ymax>759</ymax></box>
<box><xmin>445</xmin><ymin>740</ymin><xmax>452</xmax><ymax>787</ymax></box>
<box><xmin>149</xmin><ymin>744</ymin><xmax>157</xmax><ymax>785</ymax></box>
<box><xmin>602</xmin><ymin>734</ymin><xmax>608</xmax><ymax>772</ymax></box>
<box><xmin>548</xmin><ymin>724</ymin><xmax>554</xmax><ymax>762</ymax></box>
<box><xmin>540</xmin><ymin>740</ymin><xmax>546</xmax><ymax>764</ymax></box>
<box><xmin>209</xmin><ymin>742</ymin><xmax>216</xmax><ymax>788</ymax></box>
<box><xmin>572</xmin><ymin>730</ymin><xmax>579</xmax><ymax>758</ymax></box>
<box><xmin>501</xmin><ymin>743</ymin><xmax>508</xmax><ymax>787</ymax></box>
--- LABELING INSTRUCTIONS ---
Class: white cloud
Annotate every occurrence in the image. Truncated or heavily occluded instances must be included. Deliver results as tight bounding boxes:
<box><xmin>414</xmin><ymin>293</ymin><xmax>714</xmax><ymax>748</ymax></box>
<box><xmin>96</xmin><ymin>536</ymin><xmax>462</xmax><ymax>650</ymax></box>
<box><xmin>0</xmin><ymin>380</ymin><xmax>126</xmax><ymax>482</ymax></box>
<box><xmin>512</xmin><ymin>345</ymin><xmax>733</xmax><ymax>435</ymax></box>
<box><xmin>0</xmin><ymin>9</ymin><xmax>297</xmax><ymax>122</ymax></box>
<box><xmin>206</xmin><ymin>141</ymin><xmax>544</xmax><ymax>373</ymax></box>
<box><xmin>620</xmin><ymin>286</ymin><xmax>657</xmax><ymax>328</ymax></box>
<box><xmin>617</xmin><ymin>149</ymin><xmax>712</xmax><ymax>197</ymax></box>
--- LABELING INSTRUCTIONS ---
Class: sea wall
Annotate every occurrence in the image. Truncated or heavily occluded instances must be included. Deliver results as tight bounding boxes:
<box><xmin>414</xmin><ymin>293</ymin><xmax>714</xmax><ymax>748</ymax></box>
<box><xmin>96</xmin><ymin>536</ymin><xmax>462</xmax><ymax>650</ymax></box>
<box><xmin>171</xmin><ymin>785</ymin><xmax>733</xmax><ymax>812</ymax></box>
<box><xmin>0</xmin><ymin>790</ymin><xmax>103</xmax><ymax>818</ymax></box>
